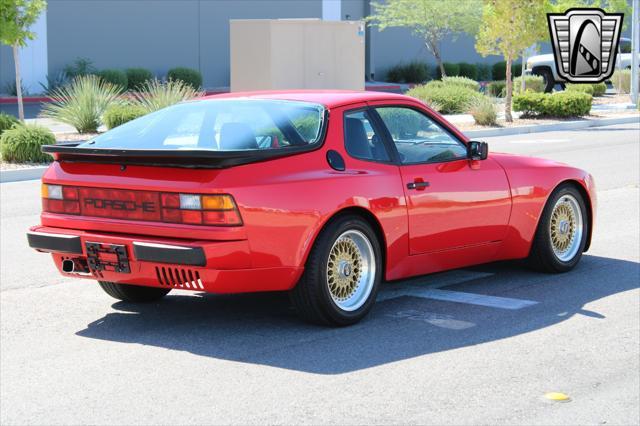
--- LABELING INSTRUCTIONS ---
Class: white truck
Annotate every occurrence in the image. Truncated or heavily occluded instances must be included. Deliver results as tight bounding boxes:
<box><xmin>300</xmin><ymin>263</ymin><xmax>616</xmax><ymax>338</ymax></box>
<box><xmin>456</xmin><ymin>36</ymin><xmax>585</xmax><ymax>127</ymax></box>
<box><xmin>525</xmin><ymin>38</ymin><xmax>638</xmax><ymax>92</ymax></box>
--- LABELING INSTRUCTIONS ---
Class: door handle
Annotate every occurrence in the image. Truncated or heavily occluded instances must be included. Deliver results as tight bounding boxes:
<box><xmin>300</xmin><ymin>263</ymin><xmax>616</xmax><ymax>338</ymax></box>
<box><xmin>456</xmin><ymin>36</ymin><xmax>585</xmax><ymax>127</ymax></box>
<box><xmin>407</xmin><ymin>181</ymin><xmax>430</xmax><ymax>190</ymax></box>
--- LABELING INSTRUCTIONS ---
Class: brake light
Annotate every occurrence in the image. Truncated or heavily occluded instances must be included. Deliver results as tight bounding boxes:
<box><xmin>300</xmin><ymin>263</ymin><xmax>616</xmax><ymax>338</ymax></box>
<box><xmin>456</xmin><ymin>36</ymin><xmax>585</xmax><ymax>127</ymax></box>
<box><xmin>160</xmin><ymin>193</ymin><xmax>242</xmax><ymax>226</ymax></box>
<box><xmin>42</xmin><ymin>184</ymin><xmax>80</xmax><ymax>215</ymax></box>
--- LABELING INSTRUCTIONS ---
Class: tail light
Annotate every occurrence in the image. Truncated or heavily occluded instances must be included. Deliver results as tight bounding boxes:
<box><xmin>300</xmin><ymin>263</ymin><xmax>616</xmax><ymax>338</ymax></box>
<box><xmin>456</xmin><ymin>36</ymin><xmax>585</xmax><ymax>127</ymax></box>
<box><xmin>160</xmin><ymin>193</ymin><xmax>242</xmax><ymax>226</ymax></box>
<box><xmin>41</xmin><ymin>184</ymin><xmax>242</xmax><ymax>226</ymax></box>
<box><xmin>42</xmin><ymin>184</ymin><xmax>80</xmax><ymax>215</ymax></box>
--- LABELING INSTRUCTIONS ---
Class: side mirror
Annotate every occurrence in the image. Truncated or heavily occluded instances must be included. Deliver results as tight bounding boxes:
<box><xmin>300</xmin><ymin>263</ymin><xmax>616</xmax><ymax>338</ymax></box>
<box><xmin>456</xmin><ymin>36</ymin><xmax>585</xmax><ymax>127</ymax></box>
<box><xmin>468</xmin><ymin>141</ymin><xmax>488</xmax><ymax>161</ymax></box>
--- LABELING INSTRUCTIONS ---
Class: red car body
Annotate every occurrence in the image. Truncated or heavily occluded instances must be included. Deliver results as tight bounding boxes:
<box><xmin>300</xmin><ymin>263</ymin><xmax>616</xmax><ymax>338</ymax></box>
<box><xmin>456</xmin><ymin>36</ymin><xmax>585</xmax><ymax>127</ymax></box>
<box><xmin>28</xmin><ymin>91</ymin><xmax>596</xmax><ymax>296</ymax></box>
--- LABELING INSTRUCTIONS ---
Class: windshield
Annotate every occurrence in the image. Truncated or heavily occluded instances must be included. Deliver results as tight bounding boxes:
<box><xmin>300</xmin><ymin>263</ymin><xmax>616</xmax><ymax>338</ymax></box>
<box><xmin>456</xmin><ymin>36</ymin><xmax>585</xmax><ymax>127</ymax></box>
<box><xmin>80</xmin><ymin>99</ymin><xmax>326</xmax><ymax>151</ymax></box>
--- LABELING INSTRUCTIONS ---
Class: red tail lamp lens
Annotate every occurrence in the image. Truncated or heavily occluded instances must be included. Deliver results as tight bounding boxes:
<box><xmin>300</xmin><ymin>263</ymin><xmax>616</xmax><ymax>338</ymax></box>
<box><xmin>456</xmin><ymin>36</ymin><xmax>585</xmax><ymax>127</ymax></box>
<box><xmin>42</xmin><ymin>184</ymin><xmax>80</xmax><ymax>215</ymax></box>
<box><xmin>160</xmin><ymin>193</ymin><xmax>242</xmax><ymax>226</ymax></box>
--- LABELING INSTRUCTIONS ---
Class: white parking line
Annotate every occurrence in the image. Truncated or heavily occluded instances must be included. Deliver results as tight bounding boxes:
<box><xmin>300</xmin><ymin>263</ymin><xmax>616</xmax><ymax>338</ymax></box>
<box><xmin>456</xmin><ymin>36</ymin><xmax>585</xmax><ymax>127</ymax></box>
<box><xmin>378</xmin><ymin>270</ymin><xmax>538</xmax><ymax>310</ymax></box>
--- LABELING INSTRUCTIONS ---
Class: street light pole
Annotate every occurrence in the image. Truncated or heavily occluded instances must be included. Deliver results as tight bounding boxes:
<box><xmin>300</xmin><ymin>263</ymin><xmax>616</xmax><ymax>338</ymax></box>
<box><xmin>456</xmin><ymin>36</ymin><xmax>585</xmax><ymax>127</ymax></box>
<box><xmin>631</xmin><ymin>0</ymin><xmax>639</xmax><ymax>105</ymax></box>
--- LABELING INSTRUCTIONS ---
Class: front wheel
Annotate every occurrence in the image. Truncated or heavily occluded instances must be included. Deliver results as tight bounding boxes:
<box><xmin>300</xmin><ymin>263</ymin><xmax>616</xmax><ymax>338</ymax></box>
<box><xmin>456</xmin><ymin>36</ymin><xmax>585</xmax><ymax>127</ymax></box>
<box><xmin>98</xmin><ymin>281</ymin><xmax>171</xmax><ymax>302</ymax></box>
<box><xmin>534</xmin><ymin>67</ymin><xmax>555</xmax><ymax>93</ymax></box>
<box><xmin>528</xmin><ymin>185</ymin><xmax>589</xmax><ymax>273</ymax></box>
<box><xmin>290</xmin><ymin>215</ymin><xmax>382</xmax><ymax>326</ymax></box>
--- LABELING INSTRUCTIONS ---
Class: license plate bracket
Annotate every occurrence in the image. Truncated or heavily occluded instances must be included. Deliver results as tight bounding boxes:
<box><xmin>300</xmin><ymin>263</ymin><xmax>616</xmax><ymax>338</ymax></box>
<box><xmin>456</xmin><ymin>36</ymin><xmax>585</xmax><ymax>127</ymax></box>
<box><xmin>85</xmin><ymin>242</ymin><xmax>131</xmax><ymax>273</ymax></box>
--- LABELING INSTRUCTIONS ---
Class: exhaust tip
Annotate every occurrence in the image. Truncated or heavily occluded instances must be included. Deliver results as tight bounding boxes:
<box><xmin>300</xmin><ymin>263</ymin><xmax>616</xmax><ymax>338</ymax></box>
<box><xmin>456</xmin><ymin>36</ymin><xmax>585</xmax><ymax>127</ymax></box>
<box><xmin>62</xmin><ymin>259</ymin><xmax>75</xmax><ymax>273</ymax></box>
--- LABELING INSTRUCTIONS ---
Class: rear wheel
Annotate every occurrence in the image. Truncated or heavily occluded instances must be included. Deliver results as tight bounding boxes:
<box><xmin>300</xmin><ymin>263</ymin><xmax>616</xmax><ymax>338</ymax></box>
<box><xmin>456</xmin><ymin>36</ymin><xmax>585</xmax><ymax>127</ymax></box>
<box><xmin>528</xmin><ymin>184</ymin><xmax>588</xmax><ymax>273</ymax></box>
<box><xmin>290</xmin><ymin>215</ymin><xmax>382</xmax><ymax>326</ymax></box>
<box><xmin>98</xmin><ymin>281</ymin><xmax>171</xmax><ymax>302</ymax></box>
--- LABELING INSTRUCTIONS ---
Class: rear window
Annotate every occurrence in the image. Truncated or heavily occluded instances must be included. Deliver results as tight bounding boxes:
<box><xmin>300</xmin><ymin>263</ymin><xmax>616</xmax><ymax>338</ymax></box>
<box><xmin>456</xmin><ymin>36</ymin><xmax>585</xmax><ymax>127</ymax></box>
<box><xmin>79</xmin><ymin>99</ymin><xmax>325</xmax><ymax>151</ymax></box>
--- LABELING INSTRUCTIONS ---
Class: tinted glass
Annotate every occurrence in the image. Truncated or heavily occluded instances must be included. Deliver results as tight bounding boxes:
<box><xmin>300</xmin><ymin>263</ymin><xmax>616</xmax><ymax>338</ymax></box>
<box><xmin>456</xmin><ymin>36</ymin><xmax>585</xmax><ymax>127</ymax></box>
<box><xmin>343</xmin><ymin>110</ymin><xmax>390</xmax><ymax>162</ymax></box>
<box><xmin>376</xmin><ymin>107</ymin><xmax>467</xmax><ymax>164</ymax></box>
<box><xmin>79</xmin><ymin>99</ymin><xmax>325</xmax><ymax>151</ymax></box>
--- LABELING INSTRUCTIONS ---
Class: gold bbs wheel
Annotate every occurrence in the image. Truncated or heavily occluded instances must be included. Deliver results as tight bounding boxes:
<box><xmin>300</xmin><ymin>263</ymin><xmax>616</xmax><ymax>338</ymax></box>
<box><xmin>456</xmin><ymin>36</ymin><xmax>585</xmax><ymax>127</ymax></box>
<box><xmin>326</xmin><ymin>230</ymin><xmax>376</xmax><ymax>311</ymax></box>
<box><xmin>549</xmin><ymin>194</ymin><xmax>583</xmax><ymax>262</ymax></box>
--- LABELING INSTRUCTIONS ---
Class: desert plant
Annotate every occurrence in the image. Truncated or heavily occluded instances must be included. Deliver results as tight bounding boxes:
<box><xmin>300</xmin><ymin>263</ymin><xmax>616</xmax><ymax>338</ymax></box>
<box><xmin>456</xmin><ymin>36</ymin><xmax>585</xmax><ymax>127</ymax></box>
<box><xmin>125</xmin><ymin>68</ymin><xmax>154</xmax><ymax>91</ymax></box>
<box><xmin>0</xmin><ymin>123</ymin><xmax>54</xmax><ymax>163</ymax></box>
<box><xmin>103</xmin><ymin>104</ymin><xmax>147</xmax><ymax>129</ymax></box>
<box><xmin>513</xmin><ymin>91</ymin><xmax>592</xmax><ymax>117</ymax></box>
<box><xmin>96</xmin><ymin>69</ymin><xmax>128</xmax><ymax>90</ymax></box>
<box><xmin>611</xmin><ymin>69</ymin><xmax>632</xmax><ymax>94</ymax></box>
<box><xmin>469</xmin><ymin>96</ymin><xmax>497</xmax><ymax>125</ymax></box>
<box><xmin>41</xmin><ymin>75</ymin><xmax>123</xmax><ymax>133</ymax></box>
<box><xmin>407</xmin><ymin>81</ymin><xmax>482</xmax><ymax>114</ymax></box>
<box><xmin>39</xmin><ymin>71</ymin><xmax>68</xmax><ymax>95</ymax></box>
<box><xmin>167</xmin><ymin>67</ymin><xmax>203</xmax><ymax>90</ymax></box>
<box><xmin>442</xmin><ymin>76</ymin><xmax>480</xmax><ymax>91</ymax></box>
<box><xmin>487</xmin><ymin>80</ymin><xmax>506</xmax><ymax>97</ymax></box>
<box><xmin>457</xmin><ymin>62</ymin><xmax>478</xmax><ymax>80</ymax></box>
<box><xmin>0</xmin><ymin>112</ymin><xmax>19</xmax><ymax>135</ymax></box>
<box><xmin>3</xmin><ymin>79</ymin><xmax>28</xmax><ymax>96</ymax></box>
<box><xmin>513</xmin><ymin>75</ymin><xmax>545</xmax><ymax>94</ymax></box>
<box><xmin>63</xmin><ymin>57</ymin><xmax>95</xmax><ymax>79</ymax></box>
<box><xmin>385</xmin><ymin>61</ymin><xmax>430</xmax><ymax>83</ymax></box>
<box><xmin>132</xmin><ymin>79</ymin><xmax>202</xmax><ymax>113</ymax></box>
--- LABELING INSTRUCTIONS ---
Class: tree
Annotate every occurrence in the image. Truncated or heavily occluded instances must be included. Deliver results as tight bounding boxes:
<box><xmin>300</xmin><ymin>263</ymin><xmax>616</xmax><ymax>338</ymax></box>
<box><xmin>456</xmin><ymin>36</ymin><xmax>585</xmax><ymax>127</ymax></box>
<box><xmin>0</xmin><ymin>0</ymin><xmax>47</xmax><ymax>121</ymax></box>
<box><xmin>368</xmin><ymin>0</ymin><xmax>482</xmax><ymax>78</ymax></box>
<box><xmin>476</xmin><ymin>0</ymin><xmax>547</xmax><ymax>122</ymax></box>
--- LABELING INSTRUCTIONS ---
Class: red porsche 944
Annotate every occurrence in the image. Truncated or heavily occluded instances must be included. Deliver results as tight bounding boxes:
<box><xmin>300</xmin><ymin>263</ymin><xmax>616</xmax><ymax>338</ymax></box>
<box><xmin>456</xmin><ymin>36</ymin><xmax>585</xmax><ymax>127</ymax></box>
<box><xmin>28</xmin><ymin>91</ymin><xmax>596</xmax><ymax>325</ymax></box>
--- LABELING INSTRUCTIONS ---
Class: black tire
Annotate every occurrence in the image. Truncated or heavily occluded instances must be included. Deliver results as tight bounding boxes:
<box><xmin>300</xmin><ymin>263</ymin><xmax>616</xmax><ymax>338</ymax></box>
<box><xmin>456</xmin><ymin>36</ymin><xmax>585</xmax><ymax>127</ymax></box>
<box><xmin>290</xmin><ymin>215</ymin><xmax>382</xmax><ymax>326</ymax></box>
<box><xmin>533</xmin><ymin>67</ymin><xmax>555</xmax><ymax>93</ymax></box>
<box><xmin>98</xmin><ymin>281</ymin><xmax>171</xmax><ymax>302</ymax></box>
<box><xmin>528</xmin><ymin>184</ymin><xmax>589</xmax><ymax>273</ymax></box>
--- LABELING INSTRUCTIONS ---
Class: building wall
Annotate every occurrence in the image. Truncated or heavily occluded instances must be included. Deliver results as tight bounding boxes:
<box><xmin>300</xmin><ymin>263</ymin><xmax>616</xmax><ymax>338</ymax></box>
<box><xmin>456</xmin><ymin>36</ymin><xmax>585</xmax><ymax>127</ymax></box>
<box><xmin>45</xmin><ymin>0</ymin><xmax>322</xmax><ymax>89</ymax></box>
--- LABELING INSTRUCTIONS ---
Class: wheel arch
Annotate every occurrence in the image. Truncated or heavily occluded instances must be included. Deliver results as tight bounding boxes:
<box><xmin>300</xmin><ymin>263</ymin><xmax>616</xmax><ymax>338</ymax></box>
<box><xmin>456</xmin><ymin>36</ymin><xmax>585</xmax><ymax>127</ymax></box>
<box><xmin>536</xmin><ymin>179</ymin><xmax>594</xmax><ymax>253</ymax></box>
<box><xmin>302</xmin><ymin>206</ymin><xmax>388</xmax><ymax>277</ymax></box>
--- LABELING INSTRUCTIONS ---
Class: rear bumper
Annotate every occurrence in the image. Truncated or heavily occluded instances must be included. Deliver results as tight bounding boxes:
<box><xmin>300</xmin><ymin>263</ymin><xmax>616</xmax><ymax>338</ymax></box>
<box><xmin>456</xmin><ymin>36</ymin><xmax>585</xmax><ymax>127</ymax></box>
<box><xmin>27</xmin><ymin>226</ymin><xmax>302</xmax><ymax>293</ymax></box>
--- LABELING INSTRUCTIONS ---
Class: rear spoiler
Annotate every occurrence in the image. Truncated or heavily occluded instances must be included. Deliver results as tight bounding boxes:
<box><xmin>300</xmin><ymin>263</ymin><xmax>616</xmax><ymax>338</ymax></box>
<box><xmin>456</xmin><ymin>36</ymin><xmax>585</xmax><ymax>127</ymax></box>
<box><xmin>42</xmin><ymin>142</ymin><xmax>318</xmax><ymax>169</ymax></box>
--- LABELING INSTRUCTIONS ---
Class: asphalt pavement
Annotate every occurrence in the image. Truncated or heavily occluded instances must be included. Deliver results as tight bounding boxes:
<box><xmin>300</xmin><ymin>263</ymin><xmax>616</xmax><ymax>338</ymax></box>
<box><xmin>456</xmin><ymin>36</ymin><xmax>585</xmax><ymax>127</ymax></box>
<box><xmin>1</xmin><ymin>123</ymin><xmax>638</xmax><ymax>425</ymax></box>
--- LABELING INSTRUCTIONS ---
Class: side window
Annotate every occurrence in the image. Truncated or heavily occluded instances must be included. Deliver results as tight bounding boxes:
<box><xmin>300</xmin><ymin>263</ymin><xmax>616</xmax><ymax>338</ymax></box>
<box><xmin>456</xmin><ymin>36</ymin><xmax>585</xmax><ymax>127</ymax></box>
<box><xmin>343</xmin><ymin>110</ymin><xmax>390</xmax><ymax>162</ymax></box>
<box><xmin>376</xmin><ymin>107</ymin><xmax>467</xmax><ymax>164</ymax></box>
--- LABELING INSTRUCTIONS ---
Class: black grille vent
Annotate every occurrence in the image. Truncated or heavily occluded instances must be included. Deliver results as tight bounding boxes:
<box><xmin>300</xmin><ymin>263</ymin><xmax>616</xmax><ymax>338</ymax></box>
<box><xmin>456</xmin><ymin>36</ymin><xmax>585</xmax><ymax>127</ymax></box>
<box><xmin>155</xmin><ymin>266</ymin><xmax>204</xmax><ymax>290</ymax></box>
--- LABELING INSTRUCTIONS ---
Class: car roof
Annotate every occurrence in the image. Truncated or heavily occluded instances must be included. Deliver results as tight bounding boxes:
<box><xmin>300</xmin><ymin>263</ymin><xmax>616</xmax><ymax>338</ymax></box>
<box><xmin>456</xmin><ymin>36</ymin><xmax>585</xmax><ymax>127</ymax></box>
<box><xmin>199</xmin><ymin>90</ymin><xmax>416</xmax><ymax>108</ymax></box>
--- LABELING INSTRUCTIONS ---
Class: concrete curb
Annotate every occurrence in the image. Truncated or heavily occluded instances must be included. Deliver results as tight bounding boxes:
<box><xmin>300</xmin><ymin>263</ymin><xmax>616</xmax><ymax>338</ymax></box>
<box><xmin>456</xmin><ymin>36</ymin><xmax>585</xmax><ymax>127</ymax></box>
<box><xmin>0</xmin><ymin>166</ymin><xmax>48</xmax><ymax>183</ymax></box>
<box><xmin>463</xmin><ymin>115</ymin><xmax>640</xmax><ymax>138</ymax></box>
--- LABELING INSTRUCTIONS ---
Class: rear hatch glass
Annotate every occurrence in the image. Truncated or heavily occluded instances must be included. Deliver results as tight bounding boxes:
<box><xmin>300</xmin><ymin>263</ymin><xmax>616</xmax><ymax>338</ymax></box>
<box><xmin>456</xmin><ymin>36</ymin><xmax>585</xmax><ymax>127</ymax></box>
<box><xmin>78</xmin><ymin>99</ymin><xmax>325</xmax><ymax>152</ymax></box>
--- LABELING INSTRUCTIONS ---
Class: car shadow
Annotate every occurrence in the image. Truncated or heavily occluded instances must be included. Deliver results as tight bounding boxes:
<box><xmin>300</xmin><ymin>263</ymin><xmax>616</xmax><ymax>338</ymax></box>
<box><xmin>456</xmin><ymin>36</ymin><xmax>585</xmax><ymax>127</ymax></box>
<box><xmin>76</xmin><ymin>255</ymin><xmax>639</xmax><ymax>375</ymax></box>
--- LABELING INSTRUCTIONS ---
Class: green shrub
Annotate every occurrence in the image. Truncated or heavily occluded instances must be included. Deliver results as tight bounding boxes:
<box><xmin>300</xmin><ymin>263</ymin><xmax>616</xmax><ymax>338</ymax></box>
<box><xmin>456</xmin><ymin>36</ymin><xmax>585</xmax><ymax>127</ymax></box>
<box><xmin>407</xmin><ymin>81</ymin><xmax>482</xmax><ymax>114</ymax></box>
<box><xmin>103</xmin><ymin>104</ymin><xmax>147</xmax><ymax>129</ymax></box>
<box><xmin>487</xmin><ymin>80</ymin><xmax>506</xmax><ymax>97</ymax></box>
<box><xmin>492</xmin><ymin>61</ymin><xmax>522</xmax><ymax>80</ymax></box>
<box><xmin>442</xmin><ymin>76</ymin><xmax>480</xmax><ymax>91</ymax></box>
<box><xmin>167</xmin><ymin>67</ymin><xmax>203</xmax><ymax>90</ymax></box>
<box><xmin>63</xmin><ymin>57</ymin><xmax>95</xmax><ymax>79</ymax></box>
<box><xmin>611</xmin><ymin>69</ymin><xmax>632</xmax><ymax>94</ymax></box>
<box><xmin>39</xmin><ymin>72</ymin><xmax>68</xmax><ymax>95</ymax></box>
<box><xmin>0</xmin><ymin>124</ymin><xmax>55</xmax><ymax>163</ymax></box>
<box><xmin>125</xmin><ymin>68</ymin><xmax>154</xmax><ymax>91</ymax></box>
<box><xmin>457</xmin><ymin>62</ymin><xmax>478</xmax><ymax>80</ymax></box>
<box><xmin>96</xmin><ymin>69</ymin><xmax>128</xmax><ymax>90</ymax></box>
<box><xmin>513</xmin><ymin>75</ymin><xmax>545</xmax><ymax>94</ymax></box>
<box><xmin>132</xmin><ymin>79</ymin><xmax>202</xmax><ymax>113</ymax></box>
<box><xmin>0</xmin><ymin>113</ymin><xmax>19</xmax><ymax>135</ymax></box>
<box><xmin>566</xmin><ymin>82</ymin><xmax>607</xmax><ymax>97</ymax></box>
<box><xmin>436</xmin><ymin>62</ymin><xmax>460</xmax><ymax>79</ymax></box>
<box><xmin>377</xmin><ymin>107</ymin><xmax>423</xmax><ymax>138</ymax></box>
<box><xmin>469</xmin><ymin>96</ymin><xmax>498</xmax><ymax>126</ymax></box>
<box><xmin>385</xmin><ymin>61</ymin><xmax>430</xmax><ymax>83</ymax></box>
<box><xmin>41</xmin><ymin>75</ymin><xmax>124</xmax><ymax>133</ymax></box>
<box><xmin>513</xmin><ymin>91</ymin><xmax>592</xmax><ymax>117</ymax></box>
<box><xmin>476</xmin><ymin>63</ymin><xmax>492</xmax><ymax>81</ymax></box>
<box><xmin>566</xmin><ymin>83</ymin><xmax>594</xmax><ymax>96</ymax></box>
